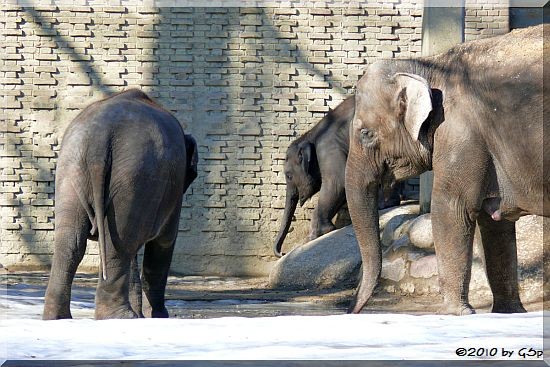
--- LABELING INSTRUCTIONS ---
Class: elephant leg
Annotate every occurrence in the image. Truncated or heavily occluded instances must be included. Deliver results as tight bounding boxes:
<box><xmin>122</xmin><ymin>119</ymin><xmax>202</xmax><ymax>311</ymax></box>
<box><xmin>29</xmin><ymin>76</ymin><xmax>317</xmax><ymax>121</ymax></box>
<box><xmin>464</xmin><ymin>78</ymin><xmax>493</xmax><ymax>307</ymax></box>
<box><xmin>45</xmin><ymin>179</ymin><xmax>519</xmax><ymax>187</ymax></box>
<box><xmin>308</xmin><ymin>180</ymin><xmax>345</xmax><ymax>241</ymax></box>
<box><xmin>140</xmin><ymin>202</ymin><xmax>181</xmax><ymax>318</ymax></box>
<box><xmin>43</xmin><ymin>187</ymin><xmax>90</xmax><ymax>320</ymax></box>
<box><xmin>128</xmin><ymin>254</ymin><xmax>144</xmax><ymax>318</ymax></box>
<box><xmin>94</xmin><ymin>231</ymin><xmax>138</xmax><ymax>320</ymax></box>
<box><xmin>431</xmin><ymin>194</ymin><xmax>476</xmax><ymax>315</ymax></box>
<box><xmin>43</xmin><ymin>227</ymin><xmax>89</xmax><ymax>320</ymax></box>
<box><xmin>477</xmin><ymin>211</ymin><xmax>526</xmax><ymax>313</ymax></box>
<box><xmin>95</xmin><ymin>257</ymin><xmax>137</xmax><ymax>320</ymax></box>
<box><xmin>141</xmin><ymin>239</ymin><xmax>175</xmax><ymax>318</ymax></box>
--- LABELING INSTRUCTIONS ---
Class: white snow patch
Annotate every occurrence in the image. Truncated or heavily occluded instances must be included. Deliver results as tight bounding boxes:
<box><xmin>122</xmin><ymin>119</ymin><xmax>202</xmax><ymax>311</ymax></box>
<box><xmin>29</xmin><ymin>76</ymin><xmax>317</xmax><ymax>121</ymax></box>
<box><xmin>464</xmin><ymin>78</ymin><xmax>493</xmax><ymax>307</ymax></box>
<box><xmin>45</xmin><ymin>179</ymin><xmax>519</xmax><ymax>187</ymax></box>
<box><xmin>0</xmin><ymin>282</ymin><xmax>544</xmax><ymax>361</ymax></box>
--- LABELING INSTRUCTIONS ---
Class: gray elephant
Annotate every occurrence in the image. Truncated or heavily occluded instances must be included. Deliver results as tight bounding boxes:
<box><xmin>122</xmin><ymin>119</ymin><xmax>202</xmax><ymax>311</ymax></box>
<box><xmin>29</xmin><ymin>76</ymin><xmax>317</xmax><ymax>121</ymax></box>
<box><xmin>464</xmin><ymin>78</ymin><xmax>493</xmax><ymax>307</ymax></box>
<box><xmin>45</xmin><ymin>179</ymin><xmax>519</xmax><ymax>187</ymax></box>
<box><xmin>43</xmin><ymin>89</ymin><xmax>198</xmax><ymax>320</ymax></box>
<box><xmin>345</xmin><ymin>25</ymin><xmax>545</xmax><ymax>315</ymax></box>
<box><xmin>273</xmin><ymin>96</ymin><xmax>401</xmax><ymax>257</ymax></box>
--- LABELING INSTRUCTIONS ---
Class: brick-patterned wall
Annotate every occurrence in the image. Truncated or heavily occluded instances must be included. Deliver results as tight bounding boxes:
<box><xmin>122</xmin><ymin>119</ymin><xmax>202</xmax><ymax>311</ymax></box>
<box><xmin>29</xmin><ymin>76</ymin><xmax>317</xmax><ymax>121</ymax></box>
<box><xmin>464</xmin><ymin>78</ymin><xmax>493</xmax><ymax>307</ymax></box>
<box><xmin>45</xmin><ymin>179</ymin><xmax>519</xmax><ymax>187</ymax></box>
<box><xmin>465</xmin><ymin>0</ymin><xmax>509</xmax><ymax>41</ymax></box>
<box><xmin>0</xmin><ymin>2</ymin><xmax>509</xmax><ymax>276</ymax></box>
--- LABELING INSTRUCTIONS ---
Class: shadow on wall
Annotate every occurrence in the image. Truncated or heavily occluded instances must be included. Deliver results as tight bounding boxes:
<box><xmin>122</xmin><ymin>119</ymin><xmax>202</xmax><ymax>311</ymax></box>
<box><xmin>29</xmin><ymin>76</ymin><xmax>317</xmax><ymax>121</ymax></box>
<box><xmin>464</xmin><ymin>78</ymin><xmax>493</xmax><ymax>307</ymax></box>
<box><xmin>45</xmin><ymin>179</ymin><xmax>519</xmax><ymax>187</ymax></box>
<box><xmin>260</xmin><ymin>9</ymin><xmax>350</xmax><ymax>98</ymax></box>
<box><xmin>151</xmin><ymin>6</ymin><xmax>360</xmax><ymax>276</ymax></box>
<box><xmin>3</xmin><ymin>128</ymin><xmax>55</xmax><ymax>269</ymax></box>
<box><xmin>4</xmin><ymin>4</ymin><xmax>376</xmax><ymax>276</ymax></box>
<box><xmin>23</xmin><ymin>7</ymin><xmax>117</xmax><ymax>96</ymax></box>
<box><xmin>3</xmin><ymin>6</ymin><xmax>122</xmax><ymax>270</ymax></box>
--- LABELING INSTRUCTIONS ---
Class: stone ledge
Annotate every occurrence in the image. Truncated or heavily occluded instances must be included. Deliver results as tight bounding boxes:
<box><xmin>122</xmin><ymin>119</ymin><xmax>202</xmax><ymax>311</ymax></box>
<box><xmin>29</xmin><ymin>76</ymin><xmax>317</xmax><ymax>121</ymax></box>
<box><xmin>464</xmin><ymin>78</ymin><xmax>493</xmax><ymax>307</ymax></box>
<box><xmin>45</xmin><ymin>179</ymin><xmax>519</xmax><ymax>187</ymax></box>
<box><xmin>269</xmin><ymin>204</ymin><xmax>543</xmax><ymax>306</ymax></box>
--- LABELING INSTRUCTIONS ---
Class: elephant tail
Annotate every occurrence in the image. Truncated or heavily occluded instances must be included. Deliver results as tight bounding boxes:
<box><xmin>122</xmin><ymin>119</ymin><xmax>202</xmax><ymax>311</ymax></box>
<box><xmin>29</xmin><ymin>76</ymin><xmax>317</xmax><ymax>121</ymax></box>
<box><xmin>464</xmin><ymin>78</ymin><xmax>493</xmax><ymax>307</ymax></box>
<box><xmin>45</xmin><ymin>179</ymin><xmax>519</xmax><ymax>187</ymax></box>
<box><xmin>90</xmin><ymin>154</ymin><xmax>110</xmax><ymax>281</ymax></box>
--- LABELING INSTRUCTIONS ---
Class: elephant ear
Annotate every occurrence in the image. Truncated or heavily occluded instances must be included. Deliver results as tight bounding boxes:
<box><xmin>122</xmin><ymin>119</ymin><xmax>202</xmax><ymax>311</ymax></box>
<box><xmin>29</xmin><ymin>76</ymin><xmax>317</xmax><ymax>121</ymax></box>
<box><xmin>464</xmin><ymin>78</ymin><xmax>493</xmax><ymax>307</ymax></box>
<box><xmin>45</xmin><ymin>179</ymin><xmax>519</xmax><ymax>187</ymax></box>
<box><xmin>184</xmin><ymin>134</ymin><xmax>198</xmax><ymax>189</ymax></box>
<box><xmin>394</xmin><ymin>73</ymin><xmax>433</xmax><ymax>141</ymax></box>
<box><xmin>298</xmin><ymin>142</ymin><xmax>314</xmax><ymax>174</ymax></box>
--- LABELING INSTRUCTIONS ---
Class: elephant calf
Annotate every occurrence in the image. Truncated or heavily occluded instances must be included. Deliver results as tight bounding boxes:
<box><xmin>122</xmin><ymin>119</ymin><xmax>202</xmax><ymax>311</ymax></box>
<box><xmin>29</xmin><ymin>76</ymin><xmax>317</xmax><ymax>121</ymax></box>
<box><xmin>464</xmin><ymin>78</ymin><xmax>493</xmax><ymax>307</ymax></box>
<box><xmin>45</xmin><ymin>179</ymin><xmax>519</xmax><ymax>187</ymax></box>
<box><xmin>43</xmin><ymin>89</ymin><xmax>198</xmax><ymax>320</ymax></box>
<box><xmin>273</xmin><ymin>96</ymin><xmax>401</xmax><ymax>257</ymax></box>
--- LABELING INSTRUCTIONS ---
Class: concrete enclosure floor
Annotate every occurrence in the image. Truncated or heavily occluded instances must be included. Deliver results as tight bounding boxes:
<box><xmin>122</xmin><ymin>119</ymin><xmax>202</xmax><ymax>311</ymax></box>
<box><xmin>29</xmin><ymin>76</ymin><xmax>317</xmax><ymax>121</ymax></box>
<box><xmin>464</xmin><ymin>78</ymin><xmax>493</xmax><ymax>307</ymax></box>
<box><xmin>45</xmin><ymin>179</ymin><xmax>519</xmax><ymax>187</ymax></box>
<box><xmin>1</xmin><ymin>271</ymin><xmax>543</xmax><ymax>319</ymax></box>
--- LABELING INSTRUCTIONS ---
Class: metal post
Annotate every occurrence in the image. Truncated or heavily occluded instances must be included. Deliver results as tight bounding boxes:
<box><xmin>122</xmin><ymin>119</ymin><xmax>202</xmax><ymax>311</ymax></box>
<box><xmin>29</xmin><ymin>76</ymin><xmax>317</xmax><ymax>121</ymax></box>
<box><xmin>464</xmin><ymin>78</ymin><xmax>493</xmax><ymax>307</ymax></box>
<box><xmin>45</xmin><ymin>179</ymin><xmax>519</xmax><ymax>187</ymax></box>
<box><xmin>419</xmin><ymin>0</ymin><xmax>465</xmax><ymax>213</ymax></box>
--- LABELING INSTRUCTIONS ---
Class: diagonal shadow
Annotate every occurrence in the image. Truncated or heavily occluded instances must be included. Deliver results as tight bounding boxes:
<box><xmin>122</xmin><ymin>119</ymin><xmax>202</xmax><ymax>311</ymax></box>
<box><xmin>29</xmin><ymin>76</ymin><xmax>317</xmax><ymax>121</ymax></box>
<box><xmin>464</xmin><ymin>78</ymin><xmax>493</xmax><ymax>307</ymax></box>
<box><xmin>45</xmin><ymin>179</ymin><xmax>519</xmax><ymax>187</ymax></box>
<box><xmin>23</xmin><ymin>5</ymin><xmax>115</xmax><ymax>95</ymax></box>
<box><xmin>260</xmin><ymin>7</ymin><xmax>350</xmax><ymax>100</ymax></box>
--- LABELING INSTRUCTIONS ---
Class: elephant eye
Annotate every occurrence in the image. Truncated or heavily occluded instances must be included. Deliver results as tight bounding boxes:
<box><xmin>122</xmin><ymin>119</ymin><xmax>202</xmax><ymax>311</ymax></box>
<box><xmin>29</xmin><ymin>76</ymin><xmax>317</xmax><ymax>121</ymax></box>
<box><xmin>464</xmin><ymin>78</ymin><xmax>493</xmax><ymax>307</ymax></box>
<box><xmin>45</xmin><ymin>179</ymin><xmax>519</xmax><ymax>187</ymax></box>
<box><xmin>286</xmin><ymin>173</ymin><xmax>292</xmax><ymax>180</ymax></box>
<box><xmin>360</xmin><ymin>128</ymin><xmax>378</xmax><ymax>148</ymax></box>
<box><xmin>362</xmin><ymin>129</ymin><xmax>375</xmax><ymax>138</ymax></box>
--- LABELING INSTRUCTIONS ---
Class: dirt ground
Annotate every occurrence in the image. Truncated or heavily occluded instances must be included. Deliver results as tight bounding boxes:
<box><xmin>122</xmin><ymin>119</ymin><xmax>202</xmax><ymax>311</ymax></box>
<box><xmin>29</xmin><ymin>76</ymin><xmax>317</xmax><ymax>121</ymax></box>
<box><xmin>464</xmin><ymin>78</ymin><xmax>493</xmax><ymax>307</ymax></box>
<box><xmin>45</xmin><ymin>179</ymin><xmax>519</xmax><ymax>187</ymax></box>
<box><xmin>1</xmin><ymin>270</ymin><xmax>543</xmax><ymax>318</ymax></box>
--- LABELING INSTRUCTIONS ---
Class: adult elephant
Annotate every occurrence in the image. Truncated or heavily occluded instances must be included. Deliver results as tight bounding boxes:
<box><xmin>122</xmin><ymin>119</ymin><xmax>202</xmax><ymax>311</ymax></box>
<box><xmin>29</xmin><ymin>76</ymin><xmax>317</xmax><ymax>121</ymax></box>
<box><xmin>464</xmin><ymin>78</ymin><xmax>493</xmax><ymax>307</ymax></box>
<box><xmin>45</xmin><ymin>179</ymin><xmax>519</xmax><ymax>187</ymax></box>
<box><xmin>345</xmin><ymin>25</ymin><xmax>545</xmax><ymax>315</ymax></box>
<box><xmin>43</xmin><ymin>89</ymin><xmax>198</xmax><ymax>320</ymax></box>
<box><xmin>273</xmin><ymin>96</ymin><xmax>401</xmax><ymax>257</ymax></box>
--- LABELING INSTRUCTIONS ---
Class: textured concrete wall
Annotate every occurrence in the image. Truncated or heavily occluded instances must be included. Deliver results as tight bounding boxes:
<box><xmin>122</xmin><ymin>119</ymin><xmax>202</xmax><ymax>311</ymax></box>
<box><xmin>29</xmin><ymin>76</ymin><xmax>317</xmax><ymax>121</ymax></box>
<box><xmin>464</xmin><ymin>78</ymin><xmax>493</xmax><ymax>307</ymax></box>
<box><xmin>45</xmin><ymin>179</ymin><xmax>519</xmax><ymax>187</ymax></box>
<box><xmin>0</xmin><ymin>2</ymin><xmax>509</xmax><ymax>276</ymax></box>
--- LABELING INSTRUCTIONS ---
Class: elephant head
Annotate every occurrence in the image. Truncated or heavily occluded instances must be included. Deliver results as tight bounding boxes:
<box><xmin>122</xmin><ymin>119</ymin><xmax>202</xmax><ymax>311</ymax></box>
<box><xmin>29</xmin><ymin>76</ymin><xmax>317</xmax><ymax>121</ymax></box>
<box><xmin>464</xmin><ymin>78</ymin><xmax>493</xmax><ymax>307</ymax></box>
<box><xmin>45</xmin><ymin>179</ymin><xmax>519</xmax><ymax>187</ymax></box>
<box><xmin>346</xmin><ymin>62</ymin><xmax>435</xmax><ymax>313</ymax></box>
<box><xmin>273</xmin><ymin>141</ymin><xmax>321</xmax><ymax>257</ymax></box>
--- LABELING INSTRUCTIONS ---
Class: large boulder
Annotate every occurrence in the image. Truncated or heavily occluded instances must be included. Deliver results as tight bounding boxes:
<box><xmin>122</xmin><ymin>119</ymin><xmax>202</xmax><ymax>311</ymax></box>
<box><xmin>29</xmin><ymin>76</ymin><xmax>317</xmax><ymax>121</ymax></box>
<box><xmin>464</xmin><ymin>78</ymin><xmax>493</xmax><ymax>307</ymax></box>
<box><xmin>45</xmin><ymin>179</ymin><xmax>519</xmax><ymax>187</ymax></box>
<box><xmin>381</xmin><ymin>216</ymin><xmax>413</xmax><ymax>248</ymax></box>
<box><xmin>269</xmin><ymin>204</ymin><xmax>419</xmax><ymax>290</ymax></box>
<box><xmin>379</xmin><ymin>204</ymin><xmax>420</xmax><ymax>230</ymax></box>
<box><xmin>515</xmin><ymin>215</ymin><xmax>544</xmax><ymax>273</ymax></box>
<box><xmin>269</xmin><ymin>225</ymin><xmax>360</xmax><ymax>290</ymax></box>
<box><xmin>511</xmin><ymin>215</ymin><xmax>543</xmax><ymax>304</ymax></box>
<box><xmin>407</xmin><ymin>214</ymin><xmax>434</xmax><ymax>251</ymax></box>
<box><xmin>269</xmin><ymin>203</ymin><xmax>543</xmax><ymax>307</ymax></box>
<box><xmin>379</xmin><ymin>204</ymin><xmax>420</xmax><ymax>248</ymax></box>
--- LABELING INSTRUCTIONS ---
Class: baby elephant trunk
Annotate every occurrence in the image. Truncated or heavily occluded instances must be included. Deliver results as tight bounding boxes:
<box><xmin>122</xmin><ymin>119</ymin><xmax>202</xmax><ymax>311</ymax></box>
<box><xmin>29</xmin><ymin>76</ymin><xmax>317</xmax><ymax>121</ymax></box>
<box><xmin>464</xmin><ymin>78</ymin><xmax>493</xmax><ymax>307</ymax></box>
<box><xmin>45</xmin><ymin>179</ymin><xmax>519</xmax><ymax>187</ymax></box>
<box><xmin>273</xmin><ymin>184</ymin><xmax>299</xmax><ymax>258</ymax></box>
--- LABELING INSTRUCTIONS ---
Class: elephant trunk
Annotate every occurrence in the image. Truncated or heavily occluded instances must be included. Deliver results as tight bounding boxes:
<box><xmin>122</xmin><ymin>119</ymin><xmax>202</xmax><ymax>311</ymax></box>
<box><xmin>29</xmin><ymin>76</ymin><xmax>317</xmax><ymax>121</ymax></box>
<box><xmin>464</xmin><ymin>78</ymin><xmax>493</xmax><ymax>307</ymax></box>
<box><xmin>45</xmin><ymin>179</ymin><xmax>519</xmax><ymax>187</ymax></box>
<box><xmin>345</xmin><ymin>152</ymin><xmax>382</xmax><ymax>314</ymax></box>
<box><xmin>273</xmin><ymin>183</ymin><xmax>299</xmax><ymax>258</ymax></box>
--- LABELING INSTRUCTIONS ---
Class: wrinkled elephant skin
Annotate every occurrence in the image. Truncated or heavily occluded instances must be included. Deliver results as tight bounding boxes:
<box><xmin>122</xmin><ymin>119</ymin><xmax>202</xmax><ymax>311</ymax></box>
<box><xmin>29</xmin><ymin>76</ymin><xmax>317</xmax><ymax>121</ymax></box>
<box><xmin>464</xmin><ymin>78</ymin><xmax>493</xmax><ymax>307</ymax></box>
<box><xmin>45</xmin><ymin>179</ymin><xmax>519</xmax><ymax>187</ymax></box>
<box><xmin>43</xmin><ymin>89</ymin><xmax>198</xmax><ymax>320</ymax></box>
<box><xmin>274</xmin><ymin>96</ymin><xmax>402</xmax><ymax>257</ymax></box>
<box><xmin>345</xmin><ymin>25</ymin><xmax>546</xmax><ymax>315</ymax></box>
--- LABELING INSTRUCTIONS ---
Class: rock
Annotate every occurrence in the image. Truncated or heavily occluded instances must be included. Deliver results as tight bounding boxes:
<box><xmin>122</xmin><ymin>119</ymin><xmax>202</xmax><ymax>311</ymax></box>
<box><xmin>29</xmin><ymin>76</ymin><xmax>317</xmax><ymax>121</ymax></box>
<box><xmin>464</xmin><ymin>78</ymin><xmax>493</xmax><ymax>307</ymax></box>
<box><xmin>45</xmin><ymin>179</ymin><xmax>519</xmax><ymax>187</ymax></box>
<box><xmin>399</xmin><ymin>282</ymin><xmax>415</xmax><ymax>294</ymax></box>
<box><xmin>269</xmin><ymin>225</ymin><xmax>361</xmax><ymax>290</ymax></box>
<box><xmin>409</xmin><ymin>254</ymin><xmax>438</xmax><ymax>279</ymax></box>
<box><xmin>469</xmin><ymin>258</ymin><xmax>492</xmax><ymax>301</ymax></box>
<box><xmin>405</xmin><ymin>247</ymin><xmax>427</xmax><ymax>262</ymax></box>
<box><xmin>269</xmin><ymin>208</ymin><xmax>543</xmax><ymax>305</ymax></box>
<box><xmin>515</xmin><ymin>215</ymin><xmax>544</xmax><ymax>272</ymax></box>
<box><xmin>519</xmin><ymin>276</ymin><xmax>545</xmax><ymax>304</ymax></box>
<box><xmin>378</xmin><ymin>203</ymin><xmax>419</xmax><ymax>230</ymax></box>
<box><xmin>384</xmin><ymin>234</ymin><xmax>411</xmax><ymax>254</ymax></box>
<box><xmin>407</xmin><ymin>214</ymin><xmax>434</xmax><ymax>250</ymax></box>
<box><xmin>381</xmin><ymin>257</ymin><xmax>406</xmax><ymax>282</ymax></box>
<box><xmin>384</xmin><ymin>284</ymin><xmax>397</xmax><ymax>293</ymax></box>
<box><xmin>380</xmin><ymin>214</ymin><xmax>417</xmax><ymax>248</ymax></box>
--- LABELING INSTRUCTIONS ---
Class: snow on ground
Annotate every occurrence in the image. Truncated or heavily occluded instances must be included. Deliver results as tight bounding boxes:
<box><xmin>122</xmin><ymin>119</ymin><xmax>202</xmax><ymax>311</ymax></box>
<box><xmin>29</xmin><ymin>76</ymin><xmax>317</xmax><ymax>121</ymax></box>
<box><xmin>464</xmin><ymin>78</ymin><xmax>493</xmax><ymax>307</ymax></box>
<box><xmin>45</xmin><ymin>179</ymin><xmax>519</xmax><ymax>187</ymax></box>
<box><xmin>0</xmin><ymin>282</ymin><xmax>545</xmax><ymax>361</ymax></box>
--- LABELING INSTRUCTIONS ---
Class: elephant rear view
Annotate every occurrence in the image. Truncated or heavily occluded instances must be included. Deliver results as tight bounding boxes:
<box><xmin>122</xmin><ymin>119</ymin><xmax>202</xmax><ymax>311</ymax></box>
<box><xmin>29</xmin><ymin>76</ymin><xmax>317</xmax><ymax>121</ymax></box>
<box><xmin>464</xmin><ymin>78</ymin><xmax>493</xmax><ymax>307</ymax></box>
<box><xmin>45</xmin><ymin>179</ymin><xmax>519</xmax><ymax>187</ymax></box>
<box><xmin>43</xmin><ymin>89</ymin><xmax>198</xmax><ymax>320</ymax></box>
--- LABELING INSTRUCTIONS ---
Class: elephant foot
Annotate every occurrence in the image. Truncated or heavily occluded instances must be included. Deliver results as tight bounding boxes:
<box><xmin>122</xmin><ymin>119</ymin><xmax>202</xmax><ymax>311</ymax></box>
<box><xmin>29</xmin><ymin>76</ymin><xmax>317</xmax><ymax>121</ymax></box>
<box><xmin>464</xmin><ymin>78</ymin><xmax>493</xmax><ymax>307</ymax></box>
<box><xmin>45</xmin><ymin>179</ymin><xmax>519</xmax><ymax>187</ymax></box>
<box><xmin>151</xmin><ymin>307</ymin><xmax>169</xmax><ymax>318</ymax></box>
<box><xmin>143</xmin><ymin>304</ymin><xmax>169</xmax><ymax>318</ymax></box>
<box><xmin>95</xmin><ymin>305</ymin><xmax>138</xmax><ymax>320</ymax></box>
<box><xmin>307</xmin><ymin>223</ymin><xmax>336</xmax><ymax>242</ymax></box>
<box><xmin>43</xmin><ymin>304</ymin><xmax>72</xmax><ymax>320</ymax></box>
<box><xmin>492</xmin><ymin>300</ymin><xmax>526</xmax><ymax>314</ymax></box>
<box><xmin>439</xmin><ymin>302</ymin><xmax>475</xmax><ymax>316</ymax></box>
